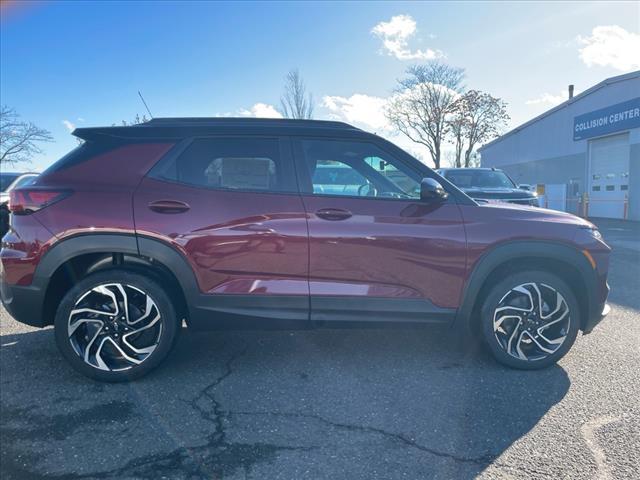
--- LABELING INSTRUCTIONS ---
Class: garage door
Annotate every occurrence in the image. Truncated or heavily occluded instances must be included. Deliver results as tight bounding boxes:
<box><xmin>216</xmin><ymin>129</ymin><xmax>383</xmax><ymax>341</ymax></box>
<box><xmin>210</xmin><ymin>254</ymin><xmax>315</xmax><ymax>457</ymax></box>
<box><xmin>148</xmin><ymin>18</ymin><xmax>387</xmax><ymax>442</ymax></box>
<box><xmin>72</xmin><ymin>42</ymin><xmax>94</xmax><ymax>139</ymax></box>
<box><xmin>588</xmin><ymin>133</ymin><xmax>629</xmax><ymax>219</ymax></box>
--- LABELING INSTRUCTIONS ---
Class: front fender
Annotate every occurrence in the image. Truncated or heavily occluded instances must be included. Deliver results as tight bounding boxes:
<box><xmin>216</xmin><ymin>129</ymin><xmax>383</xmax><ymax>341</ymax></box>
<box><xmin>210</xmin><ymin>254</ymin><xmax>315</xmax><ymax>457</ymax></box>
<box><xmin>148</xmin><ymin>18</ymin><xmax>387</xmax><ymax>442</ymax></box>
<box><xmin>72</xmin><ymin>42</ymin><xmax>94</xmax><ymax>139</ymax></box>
<box><xmin>456</xmin><ymin>240</ymin><xmax>598</xmax><ymax>331</ymax></box>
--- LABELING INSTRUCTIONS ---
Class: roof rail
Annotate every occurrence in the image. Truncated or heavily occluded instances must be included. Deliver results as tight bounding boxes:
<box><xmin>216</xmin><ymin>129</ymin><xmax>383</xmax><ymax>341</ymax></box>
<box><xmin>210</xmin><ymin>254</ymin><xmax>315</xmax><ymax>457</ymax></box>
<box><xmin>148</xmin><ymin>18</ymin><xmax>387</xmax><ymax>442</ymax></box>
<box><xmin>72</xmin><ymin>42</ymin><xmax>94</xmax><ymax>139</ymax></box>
<box><xmin>144</xmin><ymin>117</ymin><xmax>357</xmax><ymax>130</ymax></box>
<box><xmin>72</xmin><ymin>116</ymin><xmax>361</xmax><ymax>141</ymax></box>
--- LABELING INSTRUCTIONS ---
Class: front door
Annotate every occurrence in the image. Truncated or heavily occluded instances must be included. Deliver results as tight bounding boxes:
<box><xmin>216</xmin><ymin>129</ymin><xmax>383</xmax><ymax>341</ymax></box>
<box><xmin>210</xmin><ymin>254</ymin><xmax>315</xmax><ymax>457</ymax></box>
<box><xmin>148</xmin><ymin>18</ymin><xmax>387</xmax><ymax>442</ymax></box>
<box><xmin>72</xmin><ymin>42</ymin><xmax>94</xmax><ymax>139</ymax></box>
<box><xmin>292</xmin><ymin>137</ymin><xmax>467</xmax><ymax>324</ymax></box>
<box><xmin>134</xmin><ymin>136</ymin><xmax>309</xmax><ymax>326</ymax></box>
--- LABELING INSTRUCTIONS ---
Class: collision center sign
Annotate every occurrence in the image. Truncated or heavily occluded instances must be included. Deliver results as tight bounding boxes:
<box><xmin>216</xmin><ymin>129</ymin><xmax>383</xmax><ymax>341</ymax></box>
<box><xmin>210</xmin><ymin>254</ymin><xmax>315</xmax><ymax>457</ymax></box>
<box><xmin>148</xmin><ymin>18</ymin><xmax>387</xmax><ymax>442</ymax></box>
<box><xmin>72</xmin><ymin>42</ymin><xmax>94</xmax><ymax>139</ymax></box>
<box><xmin>574</xmin><ymin>97</ymin><xmax>640</xmax><ymax>141</ymax></box>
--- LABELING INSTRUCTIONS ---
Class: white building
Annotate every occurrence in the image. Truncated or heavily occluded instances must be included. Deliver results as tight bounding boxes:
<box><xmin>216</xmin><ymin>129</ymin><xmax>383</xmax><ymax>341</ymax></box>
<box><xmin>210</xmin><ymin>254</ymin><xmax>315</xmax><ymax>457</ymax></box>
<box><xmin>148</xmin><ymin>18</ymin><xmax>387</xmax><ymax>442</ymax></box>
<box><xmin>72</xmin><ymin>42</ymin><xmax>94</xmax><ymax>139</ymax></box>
<box><xmin>480</xmin><ymin>71</ymin><xmax>640</xmax><ymax>220</ymax></box>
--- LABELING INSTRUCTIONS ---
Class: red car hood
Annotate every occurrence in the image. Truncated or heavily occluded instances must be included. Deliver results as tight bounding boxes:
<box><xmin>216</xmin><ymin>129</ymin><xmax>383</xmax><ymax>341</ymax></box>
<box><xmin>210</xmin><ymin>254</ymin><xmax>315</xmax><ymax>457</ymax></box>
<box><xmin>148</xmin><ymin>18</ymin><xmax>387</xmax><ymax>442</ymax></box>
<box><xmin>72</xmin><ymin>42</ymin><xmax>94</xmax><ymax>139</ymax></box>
<box><xmin>478</xmin><ymin>202</ymin><xmax>595</xmax><ymax>228</ymax></box>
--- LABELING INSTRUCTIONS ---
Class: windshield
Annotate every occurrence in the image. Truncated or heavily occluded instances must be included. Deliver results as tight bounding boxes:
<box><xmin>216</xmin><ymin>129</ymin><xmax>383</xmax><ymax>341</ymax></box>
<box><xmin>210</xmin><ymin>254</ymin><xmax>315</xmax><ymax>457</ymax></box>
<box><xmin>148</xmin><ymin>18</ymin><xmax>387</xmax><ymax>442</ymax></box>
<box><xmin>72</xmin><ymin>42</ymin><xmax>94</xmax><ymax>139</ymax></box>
<box><xmin>0</xmin><ymin>173</ymin><xmax>21</xmax><ymax>191</ymax></box>
<box><xmin>444</xmin><ymin>170</ymin><xmax>516</xmax><ymax>189</ymax></box>
<box><xmin>12</xmin><ymin>175</ymin><xmax>37</xmax><ymax>188</ymax></box>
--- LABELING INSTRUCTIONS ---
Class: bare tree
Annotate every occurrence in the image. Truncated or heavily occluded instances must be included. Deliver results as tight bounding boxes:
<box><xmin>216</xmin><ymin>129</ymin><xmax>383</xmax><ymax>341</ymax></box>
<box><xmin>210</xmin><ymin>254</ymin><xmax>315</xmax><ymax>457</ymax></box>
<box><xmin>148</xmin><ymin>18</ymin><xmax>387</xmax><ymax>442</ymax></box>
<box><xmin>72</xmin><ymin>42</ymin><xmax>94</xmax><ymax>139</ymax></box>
<box><xmin>1</xmin><ymin>106</ymin><xmax>53</xmax><ymax>166</ymax></box>
<box><xmin>386</xmin><ymin>62</ymin><xmax>465</xmax><ymax>168</ymax></box>
<box><xmin>280</xmin><ymin>69</ymin><xmax>314</xmax><ymax>119</ymax></box>
<box><xmin>446</xmin><ymin>107</ymin><xmax>465</xmax><ymax>168</ymax></box>
<box><xmin>116</xmin><ymin>113</ymin><xmax>149</xmax><ymax>126</ymax></box>
<box><xmin>468</xmin><ymin>151</ymin><xmax>481</xmax><ymax>168</ymax></box>
<box><xmin>454</xmin><ymin>90</ymin><xmax>509</xmax><ymax>167</ymax></box>
<box><xmin>442</xmin><ymin>150</ymin><xmax>460</xmax><ymax>168</ymax></box>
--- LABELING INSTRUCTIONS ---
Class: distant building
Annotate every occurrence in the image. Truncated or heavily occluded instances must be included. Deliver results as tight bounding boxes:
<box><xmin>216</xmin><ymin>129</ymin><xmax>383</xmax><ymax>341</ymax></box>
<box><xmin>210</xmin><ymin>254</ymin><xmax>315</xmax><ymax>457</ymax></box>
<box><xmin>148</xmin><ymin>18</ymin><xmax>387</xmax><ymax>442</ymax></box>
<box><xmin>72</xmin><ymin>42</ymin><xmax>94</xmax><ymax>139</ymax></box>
<box><xmin>479</xmin><ymin>71</ymin><xmax>640</xmax><ymax>220</ymax></box>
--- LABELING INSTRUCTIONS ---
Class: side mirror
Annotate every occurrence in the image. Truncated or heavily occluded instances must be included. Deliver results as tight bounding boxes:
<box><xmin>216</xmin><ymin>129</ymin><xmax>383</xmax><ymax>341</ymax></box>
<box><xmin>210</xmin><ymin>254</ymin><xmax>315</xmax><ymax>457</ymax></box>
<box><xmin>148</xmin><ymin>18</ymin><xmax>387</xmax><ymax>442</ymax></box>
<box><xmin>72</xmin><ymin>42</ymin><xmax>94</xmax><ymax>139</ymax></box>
<box><xmin>420</xmin><ymin>178</ymin><xmax>448</xmax><ymax>202</ymax></box>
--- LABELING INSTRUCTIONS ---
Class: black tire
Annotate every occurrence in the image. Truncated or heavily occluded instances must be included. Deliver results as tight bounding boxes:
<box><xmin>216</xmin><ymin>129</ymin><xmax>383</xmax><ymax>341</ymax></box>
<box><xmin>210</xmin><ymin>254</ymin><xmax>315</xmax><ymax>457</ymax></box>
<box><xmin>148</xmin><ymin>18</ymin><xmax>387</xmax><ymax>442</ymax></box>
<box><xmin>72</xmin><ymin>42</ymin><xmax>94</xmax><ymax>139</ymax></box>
<box><xmin>479</xmin><ymin>270</ymin><xmax>580</xmax><ymax>370</ymax></box>
<box><xmin>54</xmin><ymin>270</ymin><xmax>180</xmax><ymax>382</ymax></box>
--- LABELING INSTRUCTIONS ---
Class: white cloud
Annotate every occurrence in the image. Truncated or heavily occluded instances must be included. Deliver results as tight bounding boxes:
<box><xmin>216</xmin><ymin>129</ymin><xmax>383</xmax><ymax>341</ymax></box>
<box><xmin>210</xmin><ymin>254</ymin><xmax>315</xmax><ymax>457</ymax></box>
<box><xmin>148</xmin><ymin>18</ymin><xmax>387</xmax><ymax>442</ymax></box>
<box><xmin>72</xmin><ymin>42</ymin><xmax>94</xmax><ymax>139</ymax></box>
<box><xmin>525</xmin><ymin>92</ymin><xmax>567</xmax><ymax>107</ymax></box>
<box><xmin>62</xmin><ymin>120</ymin><xmax>75</xmax><ymax>132</ymax></box>
<box><xmin>525</xmin><ymin>88</ymin><xmax>582</xmax><ymax>107</ymax></box>
<box><xmin>371</xmin><ymin>14</ymin><xmax>443</xmax><ymax>61</ymax></box>
<box><xmin>322</xmin><ymin>94</ymin><xmax>391</xmax><ymax>132</ymax></box>
<box><xmin>577</xmin><ymin>25</ymin><xmax>640</xmax><ymax>72</ymax></box>
<box><xmin>238</xmin><ymin>103</ymin><xmax>283</xmax><ymax>118</ymax></box>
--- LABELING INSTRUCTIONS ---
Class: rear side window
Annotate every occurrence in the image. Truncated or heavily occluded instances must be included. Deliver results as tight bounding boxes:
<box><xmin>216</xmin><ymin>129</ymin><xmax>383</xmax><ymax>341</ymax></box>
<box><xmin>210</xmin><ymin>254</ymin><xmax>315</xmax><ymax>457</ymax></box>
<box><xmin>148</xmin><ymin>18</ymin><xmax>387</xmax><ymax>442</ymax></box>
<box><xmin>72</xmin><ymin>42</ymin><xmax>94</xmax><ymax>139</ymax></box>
<box><xmin>151</xmin><ymin>137</ymin><xmax>297</xmax><ymax>193</ymax></box>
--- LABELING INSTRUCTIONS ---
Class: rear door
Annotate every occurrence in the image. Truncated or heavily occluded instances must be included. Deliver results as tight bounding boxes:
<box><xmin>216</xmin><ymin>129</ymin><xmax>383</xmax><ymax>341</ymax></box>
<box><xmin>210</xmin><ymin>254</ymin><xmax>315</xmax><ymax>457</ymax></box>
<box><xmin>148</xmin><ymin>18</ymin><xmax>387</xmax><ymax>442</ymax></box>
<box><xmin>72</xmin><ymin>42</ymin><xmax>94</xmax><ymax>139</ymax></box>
<box><xmin>133</xmin><ymin>136</ymin><xmax>309</xmax><ymax>326</ymax></box>
<box><xmin>292</xmin><ymin>137</ymin><xmax>467</xmax><ymax>324</ymax></box>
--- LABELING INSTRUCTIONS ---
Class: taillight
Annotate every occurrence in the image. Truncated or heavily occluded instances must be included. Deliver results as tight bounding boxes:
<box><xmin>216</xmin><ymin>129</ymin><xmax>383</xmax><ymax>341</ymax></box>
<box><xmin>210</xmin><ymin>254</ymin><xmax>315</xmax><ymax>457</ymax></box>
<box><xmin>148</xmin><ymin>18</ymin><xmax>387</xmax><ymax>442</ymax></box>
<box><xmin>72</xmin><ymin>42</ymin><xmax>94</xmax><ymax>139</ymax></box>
<box><xmin>8</xmin><ymin>188</ymin><xmax>71</xmax><ymax>215</ymax></box>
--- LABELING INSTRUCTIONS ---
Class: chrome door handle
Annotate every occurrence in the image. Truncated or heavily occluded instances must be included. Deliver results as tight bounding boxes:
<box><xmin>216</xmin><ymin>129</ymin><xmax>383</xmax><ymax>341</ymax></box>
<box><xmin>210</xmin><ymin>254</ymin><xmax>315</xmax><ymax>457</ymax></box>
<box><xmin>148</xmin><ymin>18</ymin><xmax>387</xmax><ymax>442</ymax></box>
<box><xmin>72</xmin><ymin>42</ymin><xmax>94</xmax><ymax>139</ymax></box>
<box><xmin>148</xmin><ymin>200</ymin><xmax>190</xmax><ymax>214</ymax></box>
<box><xmin>315</xmin><ymin>208</ymin><xmax>352</xmax><ymax>221</ymax></box>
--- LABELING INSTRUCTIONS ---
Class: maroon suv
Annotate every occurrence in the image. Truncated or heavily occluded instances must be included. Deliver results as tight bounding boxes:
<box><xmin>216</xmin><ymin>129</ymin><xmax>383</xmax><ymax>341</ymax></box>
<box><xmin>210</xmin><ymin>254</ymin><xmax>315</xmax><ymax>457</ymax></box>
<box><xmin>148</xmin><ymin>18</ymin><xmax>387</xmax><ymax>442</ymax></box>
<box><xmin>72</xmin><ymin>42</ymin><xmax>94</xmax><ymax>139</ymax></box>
<box><xmin>0</xmin><ymin>118</ymin><xmax>611</xmax><ymax>381</ymax></box>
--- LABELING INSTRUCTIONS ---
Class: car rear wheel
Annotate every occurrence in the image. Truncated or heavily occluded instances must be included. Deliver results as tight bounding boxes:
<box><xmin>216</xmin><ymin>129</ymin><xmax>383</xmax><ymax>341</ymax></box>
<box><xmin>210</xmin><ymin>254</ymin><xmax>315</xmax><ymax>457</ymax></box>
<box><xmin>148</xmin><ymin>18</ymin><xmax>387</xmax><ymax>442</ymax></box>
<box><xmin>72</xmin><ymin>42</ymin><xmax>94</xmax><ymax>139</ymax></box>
<box><xmin>480</xmin><ymin>271</ymin><xmax>580</xmax><ymax>369</ymax></box>
<box><xmin>54</xmin><ymin>270</ymin><xmax>180</xmax><ymax>382</ymax></box>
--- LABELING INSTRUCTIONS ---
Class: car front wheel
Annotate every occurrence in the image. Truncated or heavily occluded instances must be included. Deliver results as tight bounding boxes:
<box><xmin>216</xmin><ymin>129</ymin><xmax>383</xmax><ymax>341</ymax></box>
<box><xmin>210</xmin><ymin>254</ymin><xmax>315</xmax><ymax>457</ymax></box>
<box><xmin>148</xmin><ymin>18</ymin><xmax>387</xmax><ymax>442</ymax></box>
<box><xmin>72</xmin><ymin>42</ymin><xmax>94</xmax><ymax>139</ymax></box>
<box><xmin>480</xmin><ymin>271</ymin><xmax>580</xmax><ymax>369</ymax></box>
<box><xmin>54</xmin><ymin>270</ymin><xmax>179</xmax><ymax>382</ymax></box>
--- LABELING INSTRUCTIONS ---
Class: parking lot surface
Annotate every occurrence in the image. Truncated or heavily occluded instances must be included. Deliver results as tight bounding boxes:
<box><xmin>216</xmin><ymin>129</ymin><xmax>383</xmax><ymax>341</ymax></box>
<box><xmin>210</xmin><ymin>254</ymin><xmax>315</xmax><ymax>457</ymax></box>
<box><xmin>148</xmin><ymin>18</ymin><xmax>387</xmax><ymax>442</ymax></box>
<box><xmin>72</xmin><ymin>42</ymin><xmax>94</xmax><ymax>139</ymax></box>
<box><xmin>1</xmin><ymin>219</ymin><xmax>639</xmax><ymax>479</ymax></box>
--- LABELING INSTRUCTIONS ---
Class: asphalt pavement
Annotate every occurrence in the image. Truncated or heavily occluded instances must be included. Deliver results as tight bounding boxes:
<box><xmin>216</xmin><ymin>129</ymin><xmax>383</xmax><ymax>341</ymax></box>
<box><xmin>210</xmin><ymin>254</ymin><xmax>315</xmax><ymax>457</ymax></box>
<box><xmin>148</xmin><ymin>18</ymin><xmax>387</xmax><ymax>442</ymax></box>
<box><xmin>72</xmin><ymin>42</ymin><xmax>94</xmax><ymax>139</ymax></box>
<box><xmin>1</xmin><ymin>219</ymin><xmax>639</xmax><ymax>479</ymax></box>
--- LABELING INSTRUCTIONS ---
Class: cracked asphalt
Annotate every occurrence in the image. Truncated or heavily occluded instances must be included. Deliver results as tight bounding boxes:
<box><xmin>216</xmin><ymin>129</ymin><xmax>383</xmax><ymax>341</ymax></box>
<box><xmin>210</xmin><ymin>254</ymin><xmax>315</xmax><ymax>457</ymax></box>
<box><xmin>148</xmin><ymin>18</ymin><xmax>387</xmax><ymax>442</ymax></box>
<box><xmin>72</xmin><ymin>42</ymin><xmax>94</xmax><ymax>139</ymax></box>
<box><xmin>1</xmin><ymin>219</ymin><xmax>639</xmax><ymax>479</ymax></box>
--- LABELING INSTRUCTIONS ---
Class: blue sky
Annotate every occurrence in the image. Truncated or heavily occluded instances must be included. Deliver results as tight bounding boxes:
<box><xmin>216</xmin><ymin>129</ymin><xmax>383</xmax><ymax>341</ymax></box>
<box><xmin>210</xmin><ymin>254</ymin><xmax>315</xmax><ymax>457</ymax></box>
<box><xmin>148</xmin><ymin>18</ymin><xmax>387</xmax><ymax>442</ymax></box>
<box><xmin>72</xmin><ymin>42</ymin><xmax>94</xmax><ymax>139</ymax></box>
<box><xmin>1</xmin><ymin>0</ymin><xmax>639</xmax><ymax>170</ymax></box>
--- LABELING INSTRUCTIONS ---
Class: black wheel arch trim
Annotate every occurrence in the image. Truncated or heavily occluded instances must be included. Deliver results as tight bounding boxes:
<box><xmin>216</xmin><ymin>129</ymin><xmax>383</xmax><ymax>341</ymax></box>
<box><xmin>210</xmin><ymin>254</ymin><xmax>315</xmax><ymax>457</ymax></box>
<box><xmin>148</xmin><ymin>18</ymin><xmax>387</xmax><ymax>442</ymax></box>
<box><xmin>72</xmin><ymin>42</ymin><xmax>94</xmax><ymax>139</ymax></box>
<box><xmin>456</xmin><ymin>240</ymin><xmax>599</xmax><ymax>331</ymax></box>
<box><xmin>33</xmin><ymin>233</ymin><xmax>198</xmax><ymax>291</ymax></box>
<box><xmin>35</xmin><ymin>233</ymin><xmax>139</xmax><ymax>284</ymax></box>
<box><xmin>29</xmin><ymin>233</ymin><xmax>199</xmax><ymax>324</ymax></box>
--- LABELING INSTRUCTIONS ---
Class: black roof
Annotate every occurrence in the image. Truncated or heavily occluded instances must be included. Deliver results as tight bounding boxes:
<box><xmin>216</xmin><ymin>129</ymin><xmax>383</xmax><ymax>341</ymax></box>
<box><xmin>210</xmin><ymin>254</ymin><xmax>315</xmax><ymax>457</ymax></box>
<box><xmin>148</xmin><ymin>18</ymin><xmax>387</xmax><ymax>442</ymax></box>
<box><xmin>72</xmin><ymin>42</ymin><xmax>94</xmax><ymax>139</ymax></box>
<box><xmin>73</xmin><ymin>117</ymin><xmax>362</xmax><ymax>141</ymax></box>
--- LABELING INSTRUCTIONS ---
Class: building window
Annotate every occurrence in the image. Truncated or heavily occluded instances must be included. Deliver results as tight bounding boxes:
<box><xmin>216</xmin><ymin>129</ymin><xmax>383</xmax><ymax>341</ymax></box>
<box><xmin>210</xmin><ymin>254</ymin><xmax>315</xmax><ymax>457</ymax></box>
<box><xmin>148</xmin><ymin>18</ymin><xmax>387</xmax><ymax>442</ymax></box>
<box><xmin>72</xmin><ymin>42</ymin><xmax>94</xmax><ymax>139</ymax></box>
<box><xmin>621</xmin><ymin>185</ymin><xmax>628</xmax><ymax>191</ymax></box>
<box><xmin>569</xmin><ymin>179</ymin><xmax>580</xmax><ymax>196</ymax></box>
<box><xmin>592</xmin><ymin>186</ymin><xmax>601</xmax><ymax>191</ymax></box>
<box><xmin>592</xmin><ymin>174</ymin><xmax>601</xmax><ymax>180</ymax></box>
<box><xmin>605</xmin><ymin>185</ymin><xmax>614</xmax><ymax>191</ymax></box>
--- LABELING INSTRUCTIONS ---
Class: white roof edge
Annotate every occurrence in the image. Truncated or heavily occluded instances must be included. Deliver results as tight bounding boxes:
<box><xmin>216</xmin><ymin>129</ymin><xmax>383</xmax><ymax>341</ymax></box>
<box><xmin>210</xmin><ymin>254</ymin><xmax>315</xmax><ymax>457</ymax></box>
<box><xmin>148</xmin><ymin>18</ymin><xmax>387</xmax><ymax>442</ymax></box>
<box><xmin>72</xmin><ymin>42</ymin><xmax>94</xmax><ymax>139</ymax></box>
<box><xmin>479</xmin><ymin>70</ymin><xmax>640</xmax><ymax>152</ymax></box>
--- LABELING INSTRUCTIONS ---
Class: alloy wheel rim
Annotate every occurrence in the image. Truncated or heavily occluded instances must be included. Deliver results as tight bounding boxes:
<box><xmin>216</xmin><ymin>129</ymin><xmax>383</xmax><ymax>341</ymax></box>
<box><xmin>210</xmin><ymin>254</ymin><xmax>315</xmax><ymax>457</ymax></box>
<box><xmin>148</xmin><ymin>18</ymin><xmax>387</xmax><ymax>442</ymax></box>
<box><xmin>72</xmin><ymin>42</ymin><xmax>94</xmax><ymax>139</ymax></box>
<box><xmin>67</xmin><ymin>283</ymin><xmax>162</xmax><ymax>371</ymax></box>
<box><xmin>493</xmin><ymin>282</ymin><xmax>570</xmax><ymax>362</ymax></box>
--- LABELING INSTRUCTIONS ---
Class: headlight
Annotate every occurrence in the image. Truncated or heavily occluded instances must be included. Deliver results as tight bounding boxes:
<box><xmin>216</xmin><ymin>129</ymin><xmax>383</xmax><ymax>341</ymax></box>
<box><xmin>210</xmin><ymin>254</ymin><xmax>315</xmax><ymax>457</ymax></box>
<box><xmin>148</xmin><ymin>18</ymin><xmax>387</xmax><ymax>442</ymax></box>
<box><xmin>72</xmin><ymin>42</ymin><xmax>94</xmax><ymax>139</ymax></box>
<box><xmin>581</xmin><ymin>227</ymin><xmax>603</xmax><ymax>241</ymax></box>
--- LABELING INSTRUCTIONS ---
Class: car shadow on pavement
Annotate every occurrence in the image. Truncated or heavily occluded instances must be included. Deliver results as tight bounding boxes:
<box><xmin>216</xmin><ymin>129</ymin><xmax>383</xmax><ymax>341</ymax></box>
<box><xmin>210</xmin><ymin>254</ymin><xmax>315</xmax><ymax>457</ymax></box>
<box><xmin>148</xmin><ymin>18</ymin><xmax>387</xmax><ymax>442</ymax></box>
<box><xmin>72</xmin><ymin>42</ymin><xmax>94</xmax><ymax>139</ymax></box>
<box><xmin>0</xmin><ymin>325</ymin><xmax>570</xmax><ymax>479</ymax></box>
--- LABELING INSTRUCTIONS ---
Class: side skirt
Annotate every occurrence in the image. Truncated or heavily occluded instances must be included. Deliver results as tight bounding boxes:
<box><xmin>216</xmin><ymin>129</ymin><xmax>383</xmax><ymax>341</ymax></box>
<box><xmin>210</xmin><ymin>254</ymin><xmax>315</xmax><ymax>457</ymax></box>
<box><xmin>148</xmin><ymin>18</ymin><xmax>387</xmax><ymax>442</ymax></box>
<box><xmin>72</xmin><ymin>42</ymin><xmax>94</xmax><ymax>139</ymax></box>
<box><xmin>188</xmin><ymin>294</ymin><xmax>310</xmax><ymax>330</ymax></box>
<box><xmin>187</xmin><ymin>294</ymin><xmax>456</xmax><ymax>330</ymax></box>
<box><xmin>311</xmin><ymin>296</ymin><xmax>456</xmax><ymax>325</ymax></box>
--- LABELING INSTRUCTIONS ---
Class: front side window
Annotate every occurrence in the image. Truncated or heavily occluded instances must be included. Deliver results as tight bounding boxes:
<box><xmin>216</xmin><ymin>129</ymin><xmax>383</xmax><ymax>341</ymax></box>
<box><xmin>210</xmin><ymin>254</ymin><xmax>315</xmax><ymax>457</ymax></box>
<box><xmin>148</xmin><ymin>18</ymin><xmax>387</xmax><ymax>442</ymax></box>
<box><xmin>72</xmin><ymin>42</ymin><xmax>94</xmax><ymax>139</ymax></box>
<box><xmin>153</xmin><ymin>137</ymin><xmax>296</xmax><ymax>193</ymax></box>
<box><xmin>295</xmin><ymin>139</ymin><xmax>421</xmax><ymax>199</ymax></box>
